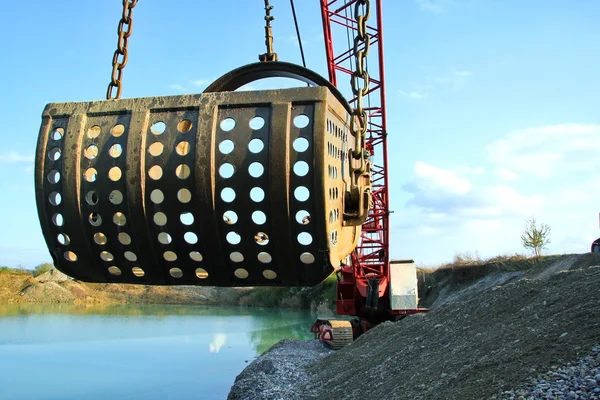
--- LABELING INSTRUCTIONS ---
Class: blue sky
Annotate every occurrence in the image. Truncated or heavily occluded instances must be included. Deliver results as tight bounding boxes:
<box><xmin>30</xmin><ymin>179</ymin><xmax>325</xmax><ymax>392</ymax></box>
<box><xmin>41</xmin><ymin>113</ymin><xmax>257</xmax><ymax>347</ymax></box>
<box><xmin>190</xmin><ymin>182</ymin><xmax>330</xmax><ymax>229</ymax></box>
<box><xmin>0</xmin><ymin>0</ymin><xmax>598</xmax><ymax>269</ymax></box>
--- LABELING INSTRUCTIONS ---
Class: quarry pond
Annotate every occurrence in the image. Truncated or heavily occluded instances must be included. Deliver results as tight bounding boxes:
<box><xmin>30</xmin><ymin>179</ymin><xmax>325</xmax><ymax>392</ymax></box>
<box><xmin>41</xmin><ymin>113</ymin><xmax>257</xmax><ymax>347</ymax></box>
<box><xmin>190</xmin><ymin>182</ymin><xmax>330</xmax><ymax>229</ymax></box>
<box><xmin>0</xmin><ymin>304</ymin><xmax>315</xmax><ymax>400</ymax></box>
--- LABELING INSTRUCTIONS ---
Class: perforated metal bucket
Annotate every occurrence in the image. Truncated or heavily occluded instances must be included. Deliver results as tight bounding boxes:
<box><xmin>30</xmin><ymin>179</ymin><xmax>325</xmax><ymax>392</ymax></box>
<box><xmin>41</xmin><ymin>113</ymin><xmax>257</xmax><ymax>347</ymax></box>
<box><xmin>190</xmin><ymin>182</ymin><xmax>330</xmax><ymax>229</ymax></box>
<box><xmin>35</xmin><ymin>87</ymin><xmax>361</xmax><ymax>286</ymax></box>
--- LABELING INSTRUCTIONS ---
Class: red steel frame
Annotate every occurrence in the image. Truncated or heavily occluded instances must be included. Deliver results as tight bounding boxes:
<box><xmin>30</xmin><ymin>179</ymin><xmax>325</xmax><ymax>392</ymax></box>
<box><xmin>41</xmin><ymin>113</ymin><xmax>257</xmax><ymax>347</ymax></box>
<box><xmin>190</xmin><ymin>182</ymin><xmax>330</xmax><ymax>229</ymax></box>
<box><xmin>320</xmin><ymin>0</ymin><xmax>395</xmax><ymax>320</ymax></box>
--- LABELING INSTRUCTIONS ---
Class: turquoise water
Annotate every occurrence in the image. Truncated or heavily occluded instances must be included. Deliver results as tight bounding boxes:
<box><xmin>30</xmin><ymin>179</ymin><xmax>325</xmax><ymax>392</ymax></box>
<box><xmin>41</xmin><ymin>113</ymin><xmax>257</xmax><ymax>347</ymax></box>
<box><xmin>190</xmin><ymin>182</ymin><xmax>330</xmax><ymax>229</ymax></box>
<box><xmin>0</xmin><ymin>304</ymin><xmax>315</xmax><ymax>400</ymax></box>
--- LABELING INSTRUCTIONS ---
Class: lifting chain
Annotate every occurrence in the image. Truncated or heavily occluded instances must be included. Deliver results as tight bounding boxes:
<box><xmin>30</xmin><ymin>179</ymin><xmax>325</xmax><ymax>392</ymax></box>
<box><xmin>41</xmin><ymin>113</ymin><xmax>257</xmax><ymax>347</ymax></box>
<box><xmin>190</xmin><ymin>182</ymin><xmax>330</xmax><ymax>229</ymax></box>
<box><xmin>350</xmin><ymin>0</ymin><xmax>371</xmax><ymax>159</ymax></box>
<box><xmin>259</xmin><ymin>0</ymin><xmax>278</xmax><ymax>62</ymax></box>
<box><xmin>106</xmin><ymin>0</ymin><xmax>138</xmax><ymax>100</ymax></box>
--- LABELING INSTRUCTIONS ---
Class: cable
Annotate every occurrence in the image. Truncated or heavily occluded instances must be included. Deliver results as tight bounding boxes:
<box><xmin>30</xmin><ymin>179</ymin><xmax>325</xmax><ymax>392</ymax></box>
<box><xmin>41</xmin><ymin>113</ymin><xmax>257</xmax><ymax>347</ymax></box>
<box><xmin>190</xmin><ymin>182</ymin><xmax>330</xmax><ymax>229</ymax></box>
<box><xmin>289</xmin><ymin>0</ymin><xmax>307</xmax><ymax>68</ymax></box>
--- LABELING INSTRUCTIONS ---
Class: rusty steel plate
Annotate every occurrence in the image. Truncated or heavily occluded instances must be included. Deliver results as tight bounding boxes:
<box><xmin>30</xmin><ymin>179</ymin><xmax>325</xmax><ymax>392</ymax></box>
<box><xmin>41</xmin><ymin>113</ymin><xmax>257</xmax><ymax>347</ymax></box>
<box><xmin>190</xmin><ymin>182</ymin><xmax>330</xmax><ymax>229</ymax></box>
<box><xmin>35</xmin><ymin>87</ymin><xmax>362</xmax><ymax>286</ymax></box>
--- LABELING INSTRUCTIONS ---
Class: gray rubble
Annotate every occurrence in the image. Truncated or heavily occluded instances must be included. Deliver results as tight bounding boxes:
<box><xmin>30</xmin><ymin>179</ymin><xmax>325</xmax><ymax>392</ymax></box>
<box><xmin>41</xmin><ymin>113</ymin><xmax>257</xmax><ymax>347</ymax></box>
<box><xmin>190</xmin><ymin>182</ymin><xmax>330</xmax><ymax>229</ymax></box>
<box><xmin>499</xmin><ymin>346</ymin><xmax>600</xmax><ymax>400</ymax></box>
<box><xmin>227</xmin><ymin>339</ymin><xmax>332</xmax><ymax>400</ymax></box>
<box><xmin>228</xmin><ymin>254</ymin><xmax>600</xmax><ymax>400</ymax></box>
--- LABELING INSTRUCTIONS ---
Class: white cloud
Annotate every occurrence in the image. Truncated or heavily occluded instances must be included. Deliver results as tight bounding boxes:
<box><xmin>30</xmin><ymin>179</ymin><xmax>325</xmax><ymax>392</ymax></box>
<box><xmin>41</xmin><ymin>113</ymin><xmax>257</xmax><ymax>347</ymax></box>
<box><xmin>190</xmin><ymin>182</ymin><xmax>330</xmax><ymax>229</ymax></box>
<box><xmin>487</xmin><ymin>124</ymin><xmax>600</xmax><ymax>178</ymax></box>
<box><xmin>414</xmin><ymin>161</ymin><xmax>473</xmax><ymax>195</ymax></box>
<box><xmin>403</xmin><ymin>162</ymin><xmax>543</xmax><ymax>220</ymax></box>
<box><xmin>496</xmin><ymin>168</ymin><xmax>520</xmax><ymax>181</ymax></box>
<box><xmin>0</xmin><ymin>152</ymin><xmax>34</xmax><ymax>164</ymax></box>
<box><xmin>191</xmin><ymin>79</ymin><xmax>210</xmax><ymax>87</ymax></box>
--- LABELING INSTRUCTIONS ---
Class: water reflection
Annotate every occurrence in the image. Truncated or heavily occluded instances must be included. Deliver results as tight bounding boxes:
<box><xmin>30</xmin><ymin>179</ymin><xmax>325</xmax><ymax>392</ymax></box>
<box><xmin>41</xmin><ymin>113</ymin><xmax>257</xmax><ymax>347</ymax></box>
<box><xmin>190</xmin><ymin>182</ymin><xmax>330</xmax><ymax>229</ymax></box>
<box><xmin>209</xmin><ymin>333</ymin><xmax>228</xmax><ymax>353</ymax></box>
<box><xmin>0</xmin><ymin>303</ymin><xmax>316</xmax><ymax>400</ymax></box>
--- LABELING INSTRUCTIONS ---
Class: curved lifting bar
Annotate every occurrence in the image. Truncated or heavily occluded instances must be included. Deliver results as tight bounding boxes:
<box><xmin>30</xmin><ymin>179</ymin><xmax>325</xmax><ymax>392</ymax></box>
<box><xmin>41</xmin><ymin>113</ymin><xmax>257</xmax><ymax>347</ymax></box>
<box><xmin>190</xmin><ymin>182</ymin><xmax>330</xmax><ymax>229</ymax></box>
<box><xmin>203</xmin><ymin>61</ymin><xmax>353</xmax><ymax>116</ymax></box>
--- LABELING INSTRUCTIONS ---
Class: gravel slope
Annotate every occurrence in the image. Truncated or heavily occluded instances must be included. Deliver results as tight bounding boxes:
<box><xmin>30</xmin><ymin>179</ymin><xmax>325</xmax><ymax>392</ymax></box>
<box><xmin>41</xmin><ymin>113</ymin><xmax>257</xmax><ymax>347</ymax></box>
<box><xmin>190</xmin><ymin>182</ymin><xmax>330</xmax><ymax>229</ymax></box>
<box><xmin>229</xmin><ymin>253</ymin><xmax>600</xmax><ymax>399</ymax></box>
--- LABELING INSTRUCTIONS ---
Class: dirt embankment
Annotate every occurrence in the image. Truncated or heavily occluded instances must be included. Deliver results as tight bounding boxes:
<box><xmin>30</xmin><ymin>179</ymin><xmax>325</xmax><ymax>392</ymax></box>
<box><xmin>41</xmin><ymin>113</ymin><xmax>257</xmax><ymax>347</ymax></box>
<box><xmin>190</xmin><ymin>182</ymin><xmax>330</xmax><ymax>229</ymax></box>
<box><xmin>229</xmin><ymin>253</ymin><xmax>600</xmax><ymax>400</ymax></box>
<box><xmin>0</xmin><ymin>269</ymin><xmax>246</xmax><ymax>305</ymax></box>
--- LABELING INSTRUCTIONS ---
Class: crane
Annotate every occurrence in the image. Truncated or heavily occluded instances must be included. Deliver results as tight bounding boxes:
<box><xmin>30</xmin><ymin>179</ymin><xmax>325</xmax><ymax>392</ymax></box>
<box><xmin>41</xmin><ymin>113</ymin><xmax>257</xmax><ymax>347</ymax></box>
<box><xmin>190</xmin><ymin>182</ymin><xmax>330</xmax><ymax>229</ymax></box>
<box><xmin>34</xmin><ymin>0</ymin><xmax>426</xmax><ymax>349</ymax></box>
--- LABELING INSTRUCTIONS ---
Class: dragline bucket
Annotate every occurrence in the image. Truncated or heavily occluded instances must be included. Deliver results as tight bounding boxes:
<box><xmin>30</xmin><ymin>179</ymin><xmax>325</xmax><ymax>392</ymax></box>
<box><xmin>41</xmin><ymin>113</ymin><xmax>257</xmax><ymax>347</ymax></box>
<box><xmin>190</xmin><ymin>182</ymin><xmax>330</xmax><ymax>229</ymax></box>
<box><xmin>35</xmin><ymin>63</ymin><xmax>372</xmax><ymax>287</ymax></box>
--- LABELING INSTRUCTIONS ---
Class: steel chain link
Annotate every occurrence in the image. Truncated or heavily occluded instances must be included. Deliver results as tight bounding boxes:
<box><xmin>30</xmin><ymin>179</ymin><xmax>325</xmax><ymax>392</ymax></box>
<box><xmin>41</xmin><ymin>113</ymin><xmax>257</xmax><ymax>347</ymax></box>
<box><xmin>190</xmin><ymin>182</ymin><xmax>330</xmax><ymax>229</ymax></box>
<box><xmin>106</xmin><ymin>0</ymin><xmax>138</xmax><ymax>100</ymax></box>
<box><xmin>350</xmin><ymin>0</ymin><xmax>371</xmax><ymax>158</ymax></box>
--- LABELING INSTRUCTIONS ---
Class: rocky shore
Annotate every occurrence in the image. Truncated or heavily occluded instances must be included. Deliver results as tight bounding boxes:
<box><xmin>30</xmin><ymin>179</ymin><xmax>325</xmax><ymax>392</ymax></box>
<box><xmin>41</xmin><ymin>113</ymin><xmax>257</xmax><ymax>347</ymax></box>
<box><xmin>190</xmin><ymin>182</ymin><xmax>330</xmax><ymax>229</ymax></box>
<box><xmin>228</xmin><ymin>253</ymin><xmax>600</xmax><ymax>400</ymax></box>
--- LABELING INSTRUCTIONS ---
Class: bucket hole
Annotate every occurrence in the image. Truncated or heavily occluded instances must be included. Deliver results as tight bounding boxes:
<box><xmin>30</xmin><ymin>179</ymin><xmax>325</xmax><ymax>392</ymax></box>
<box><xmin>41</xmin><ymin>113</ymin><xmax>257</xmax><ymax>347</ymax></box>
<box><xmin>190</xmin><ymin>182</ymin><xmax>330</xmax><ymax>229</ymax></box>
<box><xmin>220</xmin><ymin>118</ymin><xmax>236</xmax><ymax>132</ymax></box>
<box><xmin>124</xmin><ymin>251</ymin><xmax>137</xmax><ymax>262</ymax></box>
<box><xmin>293</xmin><ymin>161</ymin><xmax>309</xmax><ymax>177</ymax></box>
<box><xmin>252</xmin><ymin>210</ymin><xmax>266</xmax><ymax>225</ymax></box>
<box><xmin>148</xmin><ymin>142</ymin><xmax>164</xmax><ymax>157</ymax></box>
<box><xmin>132</xmin><ymin>267</ymin><xmax>145</xmax><ymax>277</ymax></box>
<box><xmin>109</xmin><ymin>143</ymin><xmax>123</xmax><ymax>158</ymax></box>
<box><xmin>226</xmin><ymin>232</ymin><xmax>241</xmax><ymax>245</ymax></box>
<box><xmin>111</xmin><ymin>124</ymin><xmax>125</xmax><ymax>137</ymax></box>
<box><xmin>221</xmin><ymin>188</ymin><xmax>236</xmax><ymax>203</ymax></box>
<box><xmin>113</xmin><ymin>212</ymin><xmax>126</xmax><ymax>226</ymax></box>
<box><xmin>297</xmin><ymin>232</ymin><xmax>313</xmax><ymax>245</ymax></box>
<box><xmin>248</xmin><ymin>162</ymin><xmax>264</xmax><ymax>178</ymax></box>
<box><xmin>150</xmin><ymin>189</ymin><xmax>164</xmax><ymax>204</ymax></box>
<box><xmin>190</xmin><ymin>251</ymin><xmax>203</xmax><ymax>262</ymax></box>
<box><xmin>158</xmin><ymin>232</ymin><xmax>172</xmax><ymax>245</ymax></box>
<box><xmin>83</xmin><ymin>168</ymin><xmax>96</xmax><ymax>183</ymax></box>
<box><xmin>263</xmin><ymin>269</ymin><xmax>277</xmax><ymax>280</ymax></box>
<box><xmin>223</xmin><ymin>210</ymin><xmax>238</xmax><ymax>224</ymax></box>
<box><xmin>49</xmin><ymin>192</ymin><xmax>61</xmax><ymax>206</ymax></box>
<box><xmin>148</xmin><ymin>165</ymin><xmax>163</xmax><ymax>180</ymax></box>
<box><xmin>254</xmin><ymin>232</ymin><xmax>269</xmax><ymax>245</ymax></box>
<box><xmin>248</xmin><ymin>138</ymin><xmax>264</xmax><ymax>153</ymax></box>
<box><xmin>219</xmin><ymin>163</ymin><xmax>235</xmax><ymax>179</ymax></box>
<box><xmin>293</xmin><ymin>137</ymin><xmax>309</xmax><ymax>152</ymax></box>
<box><xmin>108</xmin><ymin>266</ymin><xmax>122</xmax><ymax>276</ymax></box>
<box><xmin>176</xmin><ymin>164</ymin><xmax>191</xmax><ymax>179</ymax></box>
<box><xmin>93</xmin><ymin>232</ymin><xmax>107</xmax><ymax>245</ymax></box>
<box><xmin>295</xmin><ymin>210</ymin><xmax>311</xmax><ymax>225</ymax></box>
<box><xmin>176</xmin><ymin>141</ymin><xmax>191</xmax><ymax>156</ymax></box>
<box><xmin>184</xmin><ymin>232</ymin><xmax>198</xmax><ymax>244</ymax></box>
<box><xmin>57</xmin><ymin>233</ymin><xmax>70</xmax><ymax>245</ymax></box>
<box><xmin>177</xmin><ymin>188</ymin><xmax>192</xmax><ymax>203</ymax></box>
<box><xmin>100</xmin><ymin>251</ymin><xmax>114</xmax><ymax>262</ymax></box>
<box><xmin>53</xmin><ymin>213</ymin><xmax>65</xmax><ymax>227</ymax></box>
<box><xmin>249</xmin><ymin>116</ymin><xmax>265</xmax><ymax>130</ymax></box>
<box><xmin>180</xmin><ymin>212</ymin><xmax>194</xmax><ymax>225</ymax></box>
<box><xmin>195</xmin><ymin>268</ymin><xmax>209</xmax><ymax>279</ymax></box>
<box><xmin>169</xmin><ymin>268</ymin><xmax>183</xmax><ymax>278</ymax></box>
<box><xmin>293</xmin><ymin>114</ymin><xmax>310</xmax><ymax>129</ymax></box>
<box><xmin>177</xmin><ymin>119</ymin><xmax>193</xmax><ymax>133</ymax></box>
<box><xmin>300</xmin><ymin>252</ymin><xmax>315</xmax><ymax>264</ymax></box>
<box><xmin>163</xmin><ymin>251</ymin><xmax>177</xmax><ymax>262</ymax></box>
<box><xmin>153</xmin><ymin>212</ymin><xmax>167</xmax><ymax>226</ymax></box>
<box><xmin>257</xmin><ymin>252</ymin><xmax>272</xmax><ymax>264</ymax></box>
<box><xmin>118</xmin><ymin>232</ymin><xmax>132</xmax><ymax>245</ymax></box>
<box><xmin>64</xmin><ymin>251</ymin><xmax>78</xmax><ymax>262</ymax></box>
<box><xmin>48</xmin><ymin>147</ymin><xmax>61</xmax><ymax>161</ymax></box>
<box><xmin>294</xmin><ymin>186</ymin><xmax>310</xmax><ymax>202</ymax></box>
<box><xmin>108</xmin><ymin>166</ymin><xmax>122</xmax><ymax>181</ymax></box>
<box><xmin>85</xmin><ymin>191</ymin><xmax>99</xmax><ymax>206</ymax></box>
<box><xmin>48</xmin><ymin>170</ymin><xmax>61</xmax><ymax>184</ymax></box>
<box><xmin>88</xmin><ymin>213</ymin><xmax>102</xmax><ymax>227</ymax></box>
<box><xmin>250</xmin><ymin>187</ymin><xmax>265</xmax><ymax>202</ymax></box>
<box><xmin>109</xmin><ymin>190</ymin><xmax>123</xmax><ymax>205</ymax></box>
<box><xmin>219</xmin><ymin>140</ymin><xmax>235</xmax><ymax>154</ymax></box>
<box><xmin>52</xmin><ymin>127</ymin><xmax>65</xmax><ymax>140</ymax></box>
<box><xmin>234</xmin><ymin>268</ymin><xmax>248</xmax><ymax>279</ymax></box>
<box><xmin>151</xmin><ymin>121</ymin><xmax>166</xmax><ymax>135</ymax></box>
<box><xmin>87</xmin><ymin>125</ymin><xmax>101</xmax><ymax>139</ymax></box>
<box><xmin>230</xmin><ymin>252</ymin><xmax>244</xmax><ymax>263</ymax></box>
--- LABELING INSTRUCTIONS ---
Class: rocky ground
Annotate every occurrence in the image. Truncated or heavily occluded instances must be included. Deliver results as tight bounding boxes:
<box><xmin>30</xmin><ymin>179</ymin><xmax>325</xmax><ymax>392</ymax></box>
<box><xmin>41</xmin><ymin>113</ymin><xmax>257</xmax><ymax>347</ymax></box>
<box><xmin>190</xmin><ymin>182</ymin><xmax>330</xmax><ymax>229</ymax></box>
<box><xmin>0</xmin><ymin>268</ymin><xmax>246</xmax><ymax>305</ymax></box>
<box><xmin>228</xmin><ymin>253</ymin><xmax>600</xmax><ymax>400</ymax></box>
